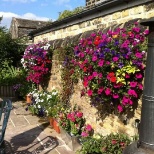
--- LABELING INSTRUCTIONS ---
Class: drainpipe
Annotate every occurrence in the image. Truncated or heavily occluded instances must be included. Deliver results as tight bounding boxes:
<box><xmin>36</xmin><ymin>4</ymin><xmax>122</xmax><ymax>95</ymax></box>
<box><xmin>123</xmin><ymin>17</ymin><xmax>154</xmax><ymax>154</ymax></box>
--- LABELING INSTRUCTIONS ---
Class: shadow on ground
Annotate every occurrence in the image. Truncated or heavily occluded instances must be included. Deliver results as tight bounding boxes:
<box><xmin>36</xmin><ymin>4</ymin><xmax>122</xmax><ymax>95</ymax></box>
<box><xmin>4</xmin><ymin>124</ymin><xmax>59</xmax><ymax>154</ymax></box>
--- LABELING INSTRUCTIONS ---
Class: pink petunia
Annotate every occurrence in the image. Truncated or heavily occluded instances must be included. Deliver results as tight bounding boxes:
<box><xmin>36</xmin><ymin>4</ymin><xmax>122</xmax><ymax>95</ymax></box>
<box><xmin>129</xmin><ymin>99</ymin><xmax>133</xmax><ymax>105</ymax></box>
<box><xmin>98</xmin><ymin>73</ymin><xmax>102</xmax><ymax>79</ymax></box>
<box><xmin>98</xmin><ymin>87</ymin><xmax>104</xmax><ymax>94</ymax></box>
<box><xmin>92</xmin><ymin>56</ymin><xmax>98</xmax><ymax>61</ymax></box>
<box><xmin>118</xmin><ymin>105</ymin><xmax>123</xmax><ymax>112</ymax></box>
<box><xmin>113</xmin><ymin>93</ymin><xmax>119</xmax><ymax>99</ymax></box>
<box><xmin>87</xmin><ymin>89</ymin><xmax>93</xmax><ymax>96</ymax></box>
<box><xmin>93</xmin><ymin>72</ymin><xmax>98</xmax><ymax>77</ymax></box>
<box><xmin>106</xmin><ymin>61</ymin><xmax>110</xmax><ymax>65</ymax></box>
<box><xmin>105</xmin><ymin>88</ymin><xmax>111</xmax><ymax>95</ymax></box>
<box><xmin>122</xmin><ymin>96</ymin><xmax>129</xmax><ymax>105</ymax></box>
<box><xmin>81</xmin><ymin>132</ymin><xmax>88</xmax><ymax>137</ymax></box>
<box><xmin>79</xmin><ymin>52</ymin><xmax>85</xmax><ymax>58</ymax></box>
<box><xmin>87</xmin><ymin>75</ymin><xmax>94</xmax><ymax>81</ymax></box>
<box><xmin>85</xmin><ymin>124</ymin><xmax>92</xmax><ymax>131</ymax></box>
<box><xmin>138</xmin><ymin>83</ymin><xmax>143</xmax><ymax>90</ymax></box>
<box><xmin>76</xmin><ymin>112</ymin><xmax>83</xmax><ymax>118</ymax></box>
<box><xmin>113</xmin><ymin>57</ymin><xmax>119</xmax><ymax>62</ymax></box>
<box><xmin>135</xmin><ymin>52</ymin><xmax>142</xmax><ymax>58</ymax></box>
<box><xmin>135</xmin><ymin>73</ymin><xmax>142</xmax><ymax>79</ymax></box>
<box><xmin>130</xmin><ymin>81</ymin><xmax>137</xmax><ymax>88</ymax></box>
<box><xmin>98</xmin><ymin>60</ymin><xmax>104</xmax><ymax>67</ymax></box>
<box><xmin>125</xmin><ymin>74</ymin><xmax>130</xmax><ymax>79</ymax></box>
<box><xmin>144</xmin><ymin>29</ymin><xmax>149</xmax><ymax>35</ymax></box>
<box><xmin>128</xmin><ymin>89</ymin><xmax>138</xmax><ymax>98</ymax></box>
<box><xmin>114</xmin><ymin>83</ymin><xmax>122</xmax><ymax>88</ymax></box>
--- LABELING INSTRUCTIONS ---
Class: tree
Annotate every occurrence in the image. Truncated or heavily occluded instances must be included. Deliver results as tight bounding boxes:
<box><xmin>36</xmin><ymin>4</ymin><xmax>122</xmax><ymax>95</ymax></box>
<box><xmin>58</xmin><ymin>6</ymin><xmax>85</xmax><ymax>20</ymax></box>
<box><xmin>0</xmin><ymin>17</ymin><xmax>26</xmax><ymax>67</ymax></box>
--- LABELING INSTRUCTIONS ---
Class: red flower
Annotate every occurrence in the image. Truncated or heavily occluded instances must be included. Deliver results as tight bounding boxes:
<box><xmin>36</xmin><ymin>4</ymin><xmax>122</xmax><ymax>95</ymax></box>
<box><xmin>70</xmin><ymin>69</ymin><xmax>74</xmax><ymax>74</ymax></box>
<box><xmin>110</xmin><ymin>76</ymin><xmax>116</xmax><ymax>82</ymax></box>
<box><xmin>76</xmin><ymin>112</ymin><xmax>83</xmax><ymax>118</ymax></box>
<box><xmin>83</xmin><ymin>67</ymin><xmax>87</xmax><ymax>72</ymax></box>
<box><xmin>111</xmin><ymin>139</ymin><xmax>117</xmax><ymax>144</ymax></box>
<box><xmin>83</xmin><ymin>81</ymin><xmax>88</xmax><ymax>87</ymax></box>
<box><xmin>108</xmin><ymin>72</ymin><xmax>115</xmax><ymax>77</ymax></box>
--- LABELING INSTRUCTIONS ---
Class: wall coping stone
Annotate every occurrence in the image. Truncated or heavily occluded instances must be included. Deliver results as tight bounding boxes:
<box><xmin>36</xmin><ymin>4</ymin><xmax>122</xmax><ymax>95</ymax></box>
<box><xmin>29</xmin><ymin>0</ymin><xmax>153</xmax><ymax>37</ymax></box>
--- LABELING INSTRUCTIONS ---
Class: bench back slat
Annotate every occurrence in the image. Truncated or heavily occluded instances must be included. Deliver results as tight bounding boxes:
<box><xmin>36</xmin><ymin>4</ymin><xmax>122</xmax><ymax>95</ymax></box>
<box><xmin>0</xmin><ymin>99</ymin><xmax>12</xmax><ymax>145</ymax></box>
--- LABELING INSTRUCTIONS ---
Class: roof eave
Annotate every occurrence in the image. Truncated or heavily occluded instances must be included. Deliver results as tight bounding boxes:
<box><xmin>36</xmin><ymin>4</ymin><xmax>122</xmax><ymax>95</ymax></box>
<box><xmin>29</xmin><ymin>0</ymin><xmax>153</xmax><ymax>37</ymax></box>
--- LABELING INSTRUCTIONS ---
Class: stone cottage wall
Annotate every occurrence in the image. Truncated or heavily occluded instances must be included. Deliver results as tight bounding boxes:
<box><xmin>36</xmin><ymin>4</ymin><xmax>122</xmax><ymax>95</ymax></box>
<box><xmin>33</xmin><ymin>3</ymin><xmax>154</xmax><ymax>43</ymax></box>
<box><xmin>33</xmin><ymin>2</ymin><xmax>154</xmax><ymax>137</ymax></box>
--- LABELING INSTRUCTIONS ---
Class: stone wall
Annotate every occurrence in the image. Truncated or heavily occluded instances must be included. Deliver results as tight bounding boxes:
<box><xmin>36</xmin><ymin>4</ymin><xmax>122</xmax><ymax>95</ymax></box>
<box><xmin>33</xmin><ymin>3</ymin><xmax>154</xmax><ymax>43</ymax></box>
<box><xmin>33</xmin><ymin>2</ymin><xmax>154</xmax><ymax>137</ymax></box>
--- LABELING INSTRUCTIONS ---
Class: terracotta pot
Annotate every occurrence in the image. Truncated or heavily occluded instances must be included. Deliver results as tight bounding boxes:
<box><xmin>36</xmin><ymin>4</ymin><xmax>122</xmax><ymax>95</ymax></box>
<box><xmin>53</xmin><ymin>119</ymin><xmax>60</xmax><ymax>134</ymax></box>
<box><xmin>26</xmin><ymin>95</ymin><xmax>32</xmax><ymax>104</ymax></box>
<box><xmin>49</xmin><ymin>117</ymin><xmax>54</xmax><ymax>128</ymax></box>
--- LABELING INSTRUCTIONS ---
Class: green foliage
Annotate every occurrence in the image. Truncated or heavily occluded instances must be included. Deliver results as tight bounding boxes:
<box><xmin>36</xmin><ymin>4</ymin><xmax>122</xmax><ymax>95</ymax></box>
<box><xmin>55</xmin><ymin>44</ymin><xmax>77</xmax><ymax>105</ymax></box>
<box><xmin>0</xmin><ymin>60</ymin><xmax>36</xmax><ymax>97</ymax></box>
<box><xmin>77</xmin><ymin>135</ymin><xmax>103</xmax><ymax>154</ymax></box>
<box><xmin>0</xmin><ymin>61</ymin><xmax>21</xmax><ymax>85</ymax></box>
<box><xmin>58</xmin><ymin>6</ymin><xmax>84</xmax><ymax>20</ymax></box>
<box><xmin>77</xmin><ymin>133</ymin><xmax>132</xmax><ymax>154</ymax></box>
<box><xmin>0</xmin><ymin>22</ymin><xmax>26</xmax><ymax>67</ymax></box>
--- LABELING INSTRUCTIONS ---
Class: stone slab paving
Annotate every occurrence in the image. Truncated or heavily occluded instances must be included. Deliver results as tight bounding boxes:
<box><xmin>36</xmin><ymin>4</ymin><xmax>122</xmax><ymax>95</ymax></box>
<box><xmin>4</xmin><ymin>101</ymin><xmax>76</xmax><ymax>154</ymax></box>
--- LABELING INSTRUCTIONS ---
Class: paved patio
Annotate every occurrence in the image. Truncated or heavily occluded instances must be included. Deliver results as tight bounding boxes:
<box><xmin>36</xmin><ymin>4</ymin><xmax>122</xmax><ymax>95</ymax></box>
<box><xmin>4</xmin><ymin>101</ymin><xmax>76</xmax><ymax>154</ymax></box>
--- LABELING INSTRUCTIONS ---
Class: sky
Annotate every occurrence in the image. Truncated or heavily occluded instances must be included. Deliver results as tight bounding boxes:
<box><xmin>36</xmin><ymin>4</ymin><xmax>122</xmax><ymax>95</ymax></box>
<box><xmin>0</xmin><ymin>0</ymin><xmax>85</xmax><ymax>29</ymax></box>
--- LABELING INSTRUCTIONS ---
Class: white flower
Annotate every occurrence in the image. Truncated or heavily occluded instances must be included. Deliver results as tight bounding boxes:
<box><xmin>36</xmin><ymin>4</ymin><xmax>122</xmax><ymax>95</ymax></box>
<box><xmin>142</xmin><ymin>51</ymin><xmax>145</xmax><ymax>54</ymax></box>
<box><xmin>38</xmin><ymin>105</ymin><xmax>41</xmax><ymax>109</ymax></box>
<box><xmin>52</xmin><ymin>92</ymin><xmax>57</xmax><ymax>95</ymax></box>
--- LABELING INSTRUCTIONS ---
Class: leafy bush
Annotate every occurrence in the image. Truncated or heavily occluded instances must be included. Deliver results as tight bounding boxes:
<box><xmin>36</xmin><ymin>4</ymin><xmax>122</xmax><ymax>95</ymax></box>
<box><xmin>58</xmin><ymin>6</ymin><xmax>85</xmax><ymax>20</ymax></box>
<box><xmin>77</xmin><ymin>133</ymin><xmax>132</xmax><ymax>154</ymax></box>
<box><xmin>0</xmin><ymin>61</ymin><xmax>23</xmax><ymax>85</ymax></box>
<box><xmin>0</xmin><ymin>24</ymin><xmax>26</xmax><ymax>67</ymax></box>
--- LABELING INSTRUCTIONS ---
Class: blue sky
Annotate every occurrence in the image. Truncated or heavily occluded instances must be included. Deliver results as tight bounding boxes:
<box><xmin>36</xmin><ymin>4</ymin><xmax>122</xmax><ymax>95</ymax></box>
<box><xmin>0</xmin><ymin>0</ymin><xmax>85</xmax><ymax>29</ymax></box>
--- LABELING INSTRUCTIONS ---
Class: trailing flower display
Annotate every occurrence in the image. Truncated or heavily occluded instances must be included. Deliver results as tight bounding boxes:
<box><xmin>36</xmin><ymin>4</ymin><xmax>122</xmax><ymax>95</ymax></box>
<box><xmin>71</xmin><ymin>22</ymin><xmax>149</xmax><ymax>113</ymax></box>
<box><xmin>21</xmin><ymin>41</ymin><xmax>52</xmax><ymax>84</ymax></box>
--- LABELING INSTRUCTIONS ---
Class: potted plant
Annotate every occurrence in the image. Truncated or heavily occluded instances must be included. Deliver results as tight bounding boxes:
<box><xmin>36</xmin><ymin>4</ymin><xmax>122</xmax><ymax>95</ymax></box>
<box><xmin>48</xmin><ymin>104</ymin><xmax>62</xmax><ymax>133</ymax></box>
<box><xmin>58</xmin><ymin>105</ymin><xmax>86</xmax><ymax>151</ymax></box>
<box><xmin>77</xmin><ymin>133</ymin><xmax>132</xmax><ymax>154</ymax></box>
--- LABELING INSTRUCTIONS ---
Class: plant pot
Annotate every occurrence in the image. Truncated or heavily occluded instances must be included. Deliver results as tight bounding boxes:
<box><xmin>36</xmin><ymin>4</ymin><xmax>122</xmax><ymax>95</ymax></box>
<box><xmin>53</xmin><ymin>119</ymin><xmax>60</xmax><ymax>134</ymax></box>
<box><xmin>60</xmin><ymin>127</ymin><xmax>81</xmax><ymax>151</ymax></box>
<box><xmin>49</xmin><ymin>117</ymin><xmax>54</xmax><ymax>128</ymax></box>
<box><xmin>26</xmin><ymin>94</ymin><xmax>32</xmax><ymax>104</ymax></box>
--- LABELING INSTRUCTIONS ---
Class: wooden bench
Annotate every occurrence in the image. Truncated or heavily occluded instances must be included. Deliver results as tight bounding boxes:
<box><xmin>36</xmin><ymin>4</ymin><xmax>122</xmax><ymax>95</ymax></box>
<box><xmin>0</xmin><ymin>99</ymin><xmax>12</xmax><ymax>154</ymax></box>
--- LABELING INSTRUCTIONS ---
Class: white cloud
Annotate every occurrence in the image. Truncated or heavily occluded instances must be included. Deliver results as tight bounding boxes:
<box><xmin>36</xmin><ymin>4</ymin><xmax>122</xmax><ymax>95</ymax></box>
<box><xmin>2</xmin><ymin>0</ymin><xmax>37</xmax><ymax>3</ymax></box>
<box><xmin>0</xmin><ymin>12</ymin><xmax>49</xmax><ymax>29</ymax></box>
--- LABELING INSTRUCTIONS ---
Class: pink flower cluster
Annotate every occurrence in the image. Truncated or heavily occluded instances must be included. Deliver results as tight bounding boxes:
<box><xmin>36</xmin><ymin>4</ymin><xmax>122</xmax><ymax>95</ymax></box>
<box><xmin>81</xmin><ymin>124</ymin><xmax>93</xmax><ymax>137</ymax></box>
<box><xmin>71</xmin><ymin>22</ymin><xmax>149</xmax><ymax>112</ymax></box>
<box><xmin>21</xmin><ymin>42</ymin><xmax>51</xmax><ymax>84</ymax></box>
<box><xmin>67</xmin><ymin>111</ymin><xmax>83</xmax><ymax>122</ymax></box>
